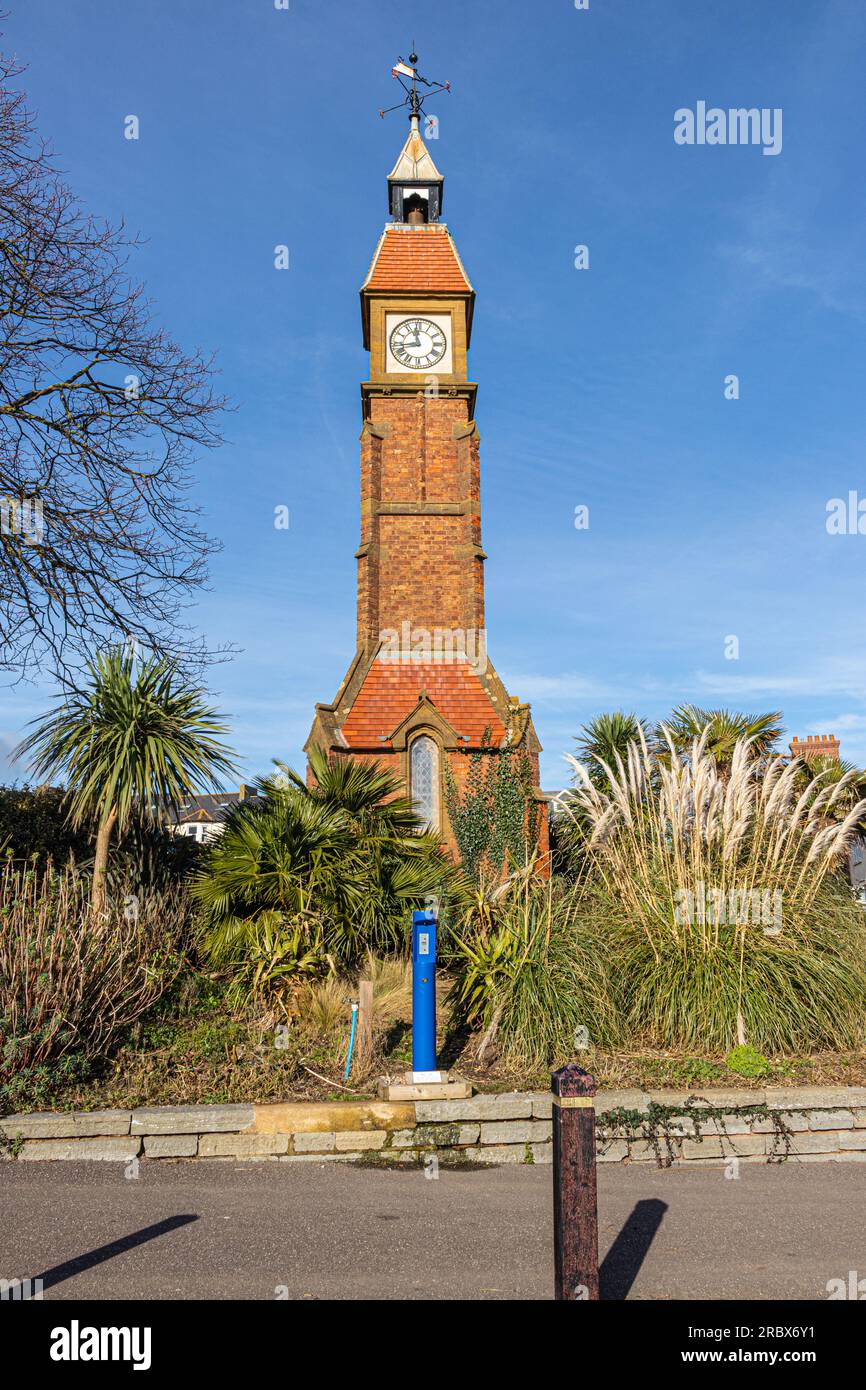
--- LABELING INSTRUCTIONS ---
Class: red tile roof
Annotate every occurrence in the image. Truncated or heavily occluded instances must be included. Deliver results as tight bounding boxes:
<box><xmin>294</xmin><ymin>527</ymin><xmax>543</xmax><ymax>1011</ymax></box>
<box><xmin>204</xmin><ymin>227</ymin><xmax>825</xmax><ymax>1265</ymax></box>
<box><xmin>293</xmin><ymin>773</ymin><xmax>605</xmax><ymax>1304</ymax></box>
<box><xmin>362</xmin><ymin>225</ymin><xmax>473</xmax><ymax>295</ymax></box>
<box><xmin>341</xmin><ymin>659</ymin><xmax>505</xmax><ymax>748</ymax></box>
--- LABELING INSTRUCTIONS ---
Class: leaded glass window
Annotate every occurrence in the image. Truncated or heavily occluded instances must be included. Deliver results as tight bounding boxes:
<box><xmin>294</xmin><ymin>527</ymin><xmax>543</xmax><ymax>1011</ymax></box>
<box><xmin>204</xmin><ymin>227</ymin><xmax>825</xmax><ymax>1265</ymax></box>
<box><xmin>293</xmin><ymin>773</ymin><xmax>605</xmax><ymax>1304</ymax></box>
<box><xmin>410</xmin><ymin>735</ymin><xmax>439</xmax><ymax>830</ymax></box>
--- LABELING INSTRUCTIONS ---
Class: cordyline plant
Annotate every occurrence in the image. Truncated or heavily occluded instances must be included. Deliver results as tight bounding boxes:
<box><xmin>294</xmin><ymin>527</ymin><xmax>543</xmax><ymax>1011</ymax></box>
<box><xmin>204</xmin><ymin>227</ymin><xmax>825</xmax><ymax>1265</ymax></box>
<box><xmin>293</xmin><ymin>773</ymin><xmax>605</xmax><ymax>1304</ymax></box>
<box><xmin>14</xmin><ymin>646</ymin><xmax>236</xmax><ymax>914</ymax></box>
<box><xmin>557</xmin><ymin>727</ymin><xmax>866</xmax><ymax>1051</ymax></box>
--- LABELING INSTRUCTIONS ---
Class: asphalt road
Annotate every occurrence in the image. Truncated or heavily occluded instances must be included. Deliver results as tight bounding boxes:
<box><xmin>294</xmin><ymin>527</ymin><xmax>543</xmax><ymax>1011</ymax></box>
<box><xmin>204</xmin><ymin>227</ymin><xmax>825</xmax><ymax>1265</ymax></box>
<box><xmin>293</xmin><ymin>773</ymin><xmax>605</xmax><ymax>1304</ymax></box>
<box><xmin>2</xmin><ymin>1158</ymin><xmax>863</xmax><ymax>1300</ymax></box>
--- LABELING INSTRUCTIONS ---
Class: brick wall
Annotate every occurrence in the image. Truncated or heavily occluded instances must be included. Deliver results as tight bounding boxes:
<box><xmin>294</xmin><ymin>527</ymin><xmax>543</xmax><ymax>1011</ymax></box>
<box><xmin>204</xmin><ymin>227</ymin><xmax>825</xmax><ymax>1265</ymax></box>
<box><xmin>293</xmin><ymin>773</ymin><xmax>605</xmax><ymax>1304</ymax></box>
<box><xmin>357</xmin><ymin>394</ymin><xmax>483</xmax><ymax>643</ymax></box>
<box><xmin>790</xmin><ymin>735</ymin><xmax>840</xmax><ymax>761</ymax></box>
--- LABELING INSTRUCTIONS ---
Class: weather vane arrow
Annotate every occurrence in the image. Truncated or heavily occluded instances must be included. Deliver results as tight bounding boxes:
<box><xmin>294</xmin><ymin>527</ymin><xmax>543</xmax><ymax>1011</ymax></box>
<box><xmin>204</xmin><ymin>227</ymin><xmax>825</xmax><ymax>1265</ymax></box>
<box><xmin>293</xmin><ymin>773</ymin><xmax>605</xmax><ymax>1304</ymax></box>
<box><xmin>379</xmin><ymin>44</ymin><xmax>451</xmax><ymax>121</ymax></box>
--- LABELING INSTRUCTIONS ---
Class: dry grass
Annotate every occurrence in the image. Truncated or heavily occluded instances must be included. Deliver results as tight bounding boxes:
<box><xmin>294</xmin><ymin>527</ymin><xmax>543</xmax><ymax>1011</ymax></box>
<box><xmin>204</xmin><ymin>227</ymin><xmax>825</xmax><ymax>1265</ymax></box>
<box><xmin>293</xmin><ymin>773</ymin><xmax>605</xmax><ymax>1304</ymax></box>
<box><xmin>292</xmin><ymin>953</ymin><xmax>411</xmax><ymax>1041</ymax></box>
<box><xmin>363</xmin><ymin>951</ymin><xmax>412</xmax><ymax>1028</ymax></box>
<box><xmin>294</xmin><ymin>976</ymin><xmax>349</xmax><ymax>1036</ymax></box>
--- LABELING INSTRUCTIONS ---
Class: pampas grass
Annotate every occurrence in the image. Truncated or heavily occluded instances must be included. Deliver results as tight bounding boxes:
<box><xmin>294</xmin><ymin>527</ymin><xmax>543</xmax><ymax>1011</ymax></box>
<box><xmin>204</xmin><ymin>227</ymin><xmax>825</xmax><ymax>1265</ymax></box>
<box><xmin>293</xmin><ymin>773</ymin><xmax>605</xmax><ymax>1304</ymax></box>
<box><xmin>558</xmin><ymin>730</ymin><xmax>866</xmax><ymax>1051</ymax></box>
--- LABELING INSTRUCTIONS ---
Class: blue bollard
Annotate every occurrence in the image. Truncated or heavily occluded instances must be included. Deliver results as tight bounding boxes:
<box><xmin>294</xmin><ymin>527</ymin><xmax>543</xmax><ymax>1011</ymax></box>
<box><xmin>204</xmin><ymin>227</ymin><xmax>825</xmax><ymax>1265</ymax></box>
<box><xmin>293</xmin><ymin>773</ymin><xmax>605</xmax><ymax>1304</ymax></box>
<box><xmin>411</xmin><ymin>908</ymin><xmax>438</xmax><ymax>1076</ymax></box>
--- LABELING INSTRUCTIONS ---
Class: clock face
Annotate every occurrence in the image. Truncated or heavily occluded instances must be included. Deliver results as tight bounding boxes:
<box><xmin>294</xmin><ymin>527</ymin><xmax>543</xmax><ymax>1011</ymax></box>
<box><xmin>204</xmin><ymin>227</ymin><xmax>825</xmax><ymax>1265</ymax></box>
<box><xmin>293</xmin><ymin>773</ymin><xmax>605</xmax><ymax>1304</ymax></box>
<box><xmin>388</xmin><ymin>316</ymin><xmax>448</xmax><ymax>371</ymax></box>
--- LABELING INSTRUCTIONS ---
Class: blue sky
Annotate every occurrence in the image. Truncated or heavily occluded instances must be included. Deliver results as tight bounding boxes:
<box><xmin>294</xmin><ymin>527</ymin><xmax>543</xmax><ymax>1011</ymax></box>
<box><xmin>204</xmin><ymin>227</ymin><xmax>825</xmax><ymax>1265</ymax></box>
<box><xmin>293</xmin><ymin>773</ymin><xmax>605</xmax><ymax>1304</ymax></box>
<box><xmin>3</xmin><ymin>0</ymin><xmax>866</xmax><ymax>788</ymax></box>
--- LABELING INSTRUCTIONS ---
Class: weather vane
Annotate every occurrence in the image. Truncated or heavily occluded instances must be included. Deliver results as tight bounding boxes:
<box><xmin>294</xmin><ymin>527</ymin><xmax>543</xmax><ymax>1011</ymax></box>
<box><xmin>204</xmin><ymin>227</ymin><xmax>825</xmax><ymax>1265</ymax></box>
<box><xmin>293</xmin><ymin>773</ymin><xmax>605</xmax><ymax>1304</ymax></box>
<box><xmin>379</xmin><ymin>44</ymin><xmax>451</xmax><ymax>122</ymax></box>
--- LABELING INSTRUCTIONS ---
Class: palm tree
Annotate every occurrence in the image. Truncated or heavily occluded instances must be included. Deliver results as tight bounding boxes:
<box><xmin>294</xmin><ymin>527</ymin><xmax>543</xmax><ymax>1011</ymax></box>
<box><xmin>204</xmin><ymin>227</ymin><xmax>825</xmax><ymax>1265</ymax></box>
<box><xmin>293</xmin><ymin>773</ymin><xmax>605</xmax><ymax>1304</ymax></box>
<box><xmin>793</xmin><ymin>753</ymin><xmax>866</xmax><ymax>845</ymax></box>
<box><xmin>195</xmin><ymin>752</ymin><xmax>451</xmax><ymax>973</ymax></box>
<box><xmin>573</xmin><ymin>712</ymin><xmax>649</xmax><ymax>786</ymax></box>
<box><xmin>14</xmin><ymin>646</ymin><xmax>236</xmax><ymax>912</ymax></box>
<box><xmin>557</xmin><ymin>714</ymin><xmax>651</xmax><ymax>874</ymax></box>
<box><xmin>660</xmin><ymin>704</ymin><xmax>782</xmax><ymax>768</ymax></box>
<box><xmin>273</xmin><ymin>747</ymin><xmax>428</xmax><ymax>838</ymax></box>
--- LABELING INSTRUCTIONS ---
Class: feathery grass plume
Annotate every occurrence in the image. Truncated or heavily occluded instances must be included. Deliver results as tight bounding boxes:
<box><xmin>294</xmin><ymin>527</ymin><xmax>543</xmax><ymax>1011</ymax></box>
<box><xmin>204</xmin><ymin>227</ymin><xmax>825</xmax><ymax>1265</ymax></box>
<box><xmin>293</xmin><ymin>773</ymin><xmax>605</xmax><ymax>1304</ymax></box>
<box><xmin>558</xmin><ymin>732</ymin><xmax>866</xmax><ymax>1051</ymax></box>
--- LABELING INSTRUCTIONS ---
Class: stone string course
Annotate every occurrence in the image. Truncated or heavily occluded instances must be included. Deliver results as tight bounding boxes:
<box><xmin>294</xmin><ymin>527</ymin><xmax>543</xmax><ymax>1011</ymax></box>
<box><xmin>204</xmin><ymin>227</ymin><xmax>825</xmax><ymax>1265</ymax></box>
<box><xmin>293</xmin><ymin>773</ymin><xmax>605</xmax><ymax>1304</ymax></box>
<box><xmin>4</xmin><ymin>1088</ymin><xmax>866</xmax><ymax>1166</ymax></box>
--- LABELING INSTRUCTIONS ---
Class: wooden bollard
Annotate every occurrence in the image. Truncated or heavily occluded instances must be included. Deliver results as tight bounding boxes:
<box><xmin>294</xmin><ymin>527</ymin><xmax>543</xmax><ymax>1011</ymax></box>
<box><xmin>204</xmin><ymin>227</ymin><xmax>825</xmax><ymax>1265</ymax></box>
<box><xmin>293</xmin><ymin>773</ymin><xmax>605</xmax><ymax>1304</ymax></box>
<box><xmin>356</xmin><ymin>979</ymin><xmax>374</xmax><ymax>1070</ymax></box>
<box><xmin>552</xmin><ymin>1063</ymin><xmax>599</xmax><ymax>1301</ymax></box>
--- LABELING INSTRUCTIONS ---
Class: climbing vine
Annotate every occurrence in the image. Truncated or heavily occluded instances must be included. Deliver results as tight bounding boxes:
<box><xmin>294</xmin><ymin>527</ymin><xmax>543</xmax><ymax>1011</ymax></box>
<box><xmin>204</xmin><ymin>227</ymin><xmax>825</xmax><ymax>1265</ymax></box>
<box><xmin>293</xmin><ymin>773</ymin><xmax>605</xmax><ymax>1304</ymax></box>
<box><xmin>444</xmin><ymin>727</ymin><xmax>539</xmax><ymax>879</ymax></box>
<box><xmin>595</xmin><ymin>1096</ymin><xmax>794</xmax><ymax>1168</ymax></box>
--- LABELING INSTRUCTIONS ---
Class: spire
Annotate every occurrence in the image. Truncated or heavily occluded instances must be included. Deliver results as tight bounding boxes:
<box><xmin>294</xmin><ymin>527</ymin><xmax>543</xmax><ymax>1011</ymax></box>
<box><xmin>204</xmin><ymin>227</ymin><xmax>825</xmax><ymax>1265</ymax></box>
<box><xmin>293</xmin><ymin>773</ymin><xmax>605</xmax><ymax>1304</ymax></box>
<box><xmin>388</xmin><ymin>119</ymin><xmax>443</xmax><ymax>184</ymax></box>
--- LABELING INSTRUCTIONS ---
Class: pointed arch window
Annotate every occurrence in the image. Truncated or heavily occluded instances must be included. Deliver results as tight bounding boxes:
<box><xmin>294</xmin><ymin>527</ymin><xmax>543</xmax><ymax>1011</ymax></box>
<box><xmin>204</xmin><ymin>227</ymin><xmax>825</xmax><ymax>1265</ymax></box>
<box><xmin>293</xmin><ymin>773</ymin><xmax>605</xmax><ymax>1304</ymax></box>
<box><xmin>410</xmin><ymin>735</ymin><xmax>440</xmax><ymax>831</ymax></box>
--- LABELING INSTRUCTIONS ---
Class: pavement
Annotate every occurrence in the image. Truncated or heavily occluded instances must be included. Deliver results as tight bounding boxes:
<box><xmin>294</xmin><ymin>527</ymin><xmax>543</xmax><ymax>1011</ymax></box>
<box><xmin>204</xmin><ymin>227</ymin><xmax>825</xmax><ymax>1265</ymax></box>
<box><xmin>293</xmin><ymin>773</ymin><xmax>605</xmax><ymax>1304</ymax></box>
<box><xmin>2</xmin><ymin>1158</ymin><xmax>864</xmax><ymax>1300</ymax></box>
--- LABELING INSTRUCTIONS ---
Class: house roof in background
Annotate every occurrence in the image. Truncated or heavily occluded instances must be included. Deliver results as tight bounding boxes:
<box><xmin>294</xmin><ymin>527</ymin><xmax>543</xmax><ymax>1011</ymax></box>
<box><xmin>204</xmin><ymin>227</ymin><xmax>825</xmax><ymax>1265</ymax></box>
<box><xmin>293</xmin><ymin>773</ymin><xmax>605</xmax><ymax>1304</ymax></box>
<box><xmin>169</xmin><ymin>788</ymin><xmax>260</xmax><ymax>825</ymax></box>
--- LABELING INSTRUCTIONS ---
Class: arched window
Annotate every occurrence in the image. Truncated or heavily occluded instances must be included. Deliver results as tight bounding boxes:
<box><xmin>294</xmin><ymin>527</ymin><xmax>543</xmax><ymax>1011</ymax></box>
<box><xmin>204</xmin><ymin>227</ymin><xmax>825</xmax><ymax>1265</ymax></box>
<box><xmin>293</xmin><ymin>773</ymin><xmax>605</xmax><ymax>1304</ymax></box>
<box><xmin>410</xmin><ymin>735</ymin><xmax>439</xmax><ymax>831</ymax></box>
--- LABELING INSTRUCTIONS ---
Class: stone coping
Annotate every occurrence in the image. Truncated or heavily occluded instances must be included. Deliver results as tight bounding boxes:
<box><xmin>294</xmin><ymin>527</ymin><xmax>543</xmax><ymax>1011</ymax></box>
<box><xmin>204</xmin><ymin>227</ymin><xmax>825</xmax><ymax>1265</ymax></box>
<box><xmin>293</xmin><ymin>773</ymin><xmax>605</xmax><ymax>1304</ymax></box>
<box><xmin>3</xmin><ymin>1087</ymin><xmax>866</xmax><ymax>1165</ymax></box>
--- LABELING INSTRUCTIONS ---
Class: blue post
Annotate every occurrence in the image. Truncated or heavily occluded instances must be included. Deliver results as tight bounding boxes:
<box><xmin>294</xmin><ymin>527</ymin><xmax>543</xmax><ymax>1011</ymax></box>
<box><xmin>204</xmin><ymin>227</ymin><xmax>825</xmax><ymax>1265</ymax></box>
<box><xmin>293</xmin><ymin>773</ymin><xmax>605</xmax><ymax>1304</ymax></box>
<box><xmin>344</xmin><ymin>1002</ymin><xmax>359</xmax><ymax>1081</ymax></box>
<box><xmin>412</xmin><ymin>907</ymin><xmax>438</xmax><ymax>1075</ymax></box>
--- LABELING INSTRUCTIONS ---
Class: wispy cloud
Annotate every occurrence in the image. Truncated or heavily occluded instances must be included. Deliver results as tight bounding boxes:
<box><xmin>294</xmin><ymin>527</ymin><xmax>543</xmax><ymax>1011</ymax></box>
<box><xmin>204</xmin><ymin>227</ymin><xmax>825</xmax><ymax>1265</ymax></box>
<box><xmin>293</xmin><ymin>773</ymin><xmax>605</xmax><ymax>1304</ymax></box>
<box><xmin>695</xmin><ymin>657</ymin><xmax>866</xmax><ymax>701</ymax></box>
<box><xmin>717</xmin><ymin>207</ymin><xmax>866</xmax><ymax>321</ymax></box>
<box><xmin>499</xmin><ymin>671</ymin><xmax>613</xmax><ymax>701</ymax></box>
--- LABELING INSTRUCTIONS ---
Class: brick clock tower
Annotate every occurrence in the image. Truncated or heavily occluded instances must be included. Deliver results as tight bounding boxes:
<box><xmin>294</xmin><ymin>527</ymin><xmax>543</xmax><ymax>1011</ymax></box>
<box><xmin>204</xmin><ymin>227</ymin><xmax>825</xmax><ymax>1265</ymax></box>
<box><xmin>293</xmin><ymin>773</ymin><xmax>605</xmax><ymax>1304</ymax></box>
<box><xmin>306</xmin><ymin>70</ymin><xmax>547</xmax><ymax>863</ymax></box>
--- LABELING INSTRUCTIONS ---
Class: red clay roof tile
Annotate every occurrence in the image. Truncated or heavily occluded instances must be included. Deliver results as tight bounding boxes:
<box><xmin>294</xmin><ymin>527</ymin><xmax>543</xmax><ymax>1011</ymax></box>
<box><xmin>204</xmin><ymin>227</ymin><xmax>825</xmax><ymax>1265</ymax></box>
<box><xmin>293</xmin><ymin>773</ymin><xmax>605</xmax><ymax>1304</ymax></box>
<box><xmin>341</xmin><ymin>659</ymin><xmax>504</xmax><ymax>747</ymax></box>
<box><xmin>361</xmin><ymin>224</ymin><xmax>473</xmax><ymax>295</ymax></box>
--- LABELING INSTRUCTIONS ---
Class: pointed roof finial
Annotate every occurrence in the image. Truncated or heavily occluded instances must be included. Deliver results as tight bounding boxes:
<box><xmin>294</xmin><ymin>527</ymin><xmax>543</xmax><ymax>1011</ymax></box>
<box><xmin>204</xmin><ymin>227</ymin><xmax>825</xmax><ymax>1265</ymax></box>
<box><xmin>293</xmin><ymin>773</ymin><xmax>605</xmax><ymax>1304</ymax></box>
<box><xmin>387</xmin><ymin>124</ymin><xmax>443</xmax><ymax>185</ymax></box>
<box><xmin>408</xmin><ymin>44</ymin><xmax>420</xmax><ymax>125</ymax></box>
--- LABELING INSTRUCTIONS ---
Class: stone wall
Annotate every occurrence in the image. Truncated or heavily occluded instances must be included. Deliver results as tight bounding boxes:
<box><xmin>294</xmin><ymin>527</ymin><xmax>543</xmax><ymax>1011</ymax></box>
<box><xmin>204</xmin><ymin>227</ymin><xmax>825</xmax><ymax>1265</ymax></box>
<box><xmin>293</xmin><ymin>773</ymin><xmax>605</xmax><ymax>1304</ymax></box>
<box><xmin>4</xmin><ymin>1087</ymin><xmax>866</xmax><ymax>1165</ymax></box>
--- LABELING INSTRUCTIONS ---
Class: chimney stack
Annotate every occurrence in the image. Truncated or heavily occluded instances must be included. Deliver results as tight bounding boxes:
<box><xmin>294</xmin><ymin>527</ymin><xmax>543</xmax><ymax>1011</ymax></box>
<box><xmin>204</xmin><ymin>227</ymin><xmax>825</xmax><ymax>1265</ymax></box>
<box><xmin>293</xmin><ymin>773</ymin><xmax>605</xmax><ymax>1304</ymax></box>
<box><xmin>790</xmin><ymin>734</ymin><xmax>840</xmax><ymax>762</ymax></box>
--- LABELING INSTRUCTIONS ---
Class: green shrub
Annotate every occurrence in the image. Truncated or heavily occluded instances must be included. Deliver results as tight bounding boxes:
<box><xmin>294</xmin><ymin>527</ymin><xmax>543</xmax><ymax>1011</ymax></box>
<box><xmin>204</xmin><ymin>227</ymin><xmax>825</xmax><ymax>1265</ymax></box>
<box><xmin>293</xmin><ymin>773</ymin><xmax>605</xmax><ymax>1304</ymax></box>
<box><xmin>194</xmin><ymin>753</ymin><xmax>452</xmax><ymax>1003</ymax></box>
<box><xmin>0</xmin><ymin>785</ymin><xmax>94</xmax><ymax>863</ymax></box>
<box><xmin>725</xmin><ymin>1045</ymin><xmax>771</xmax><ymax>1078</ymax></box>
<box><xmin>451</xmin><ymin>873</ymin><xmax>619</xmax><ymax>1066</ymax></box>
<box><xmin>220</xmin><ymin>912</ymin><xmax>327</xmax><ymax>1012</ymax></box>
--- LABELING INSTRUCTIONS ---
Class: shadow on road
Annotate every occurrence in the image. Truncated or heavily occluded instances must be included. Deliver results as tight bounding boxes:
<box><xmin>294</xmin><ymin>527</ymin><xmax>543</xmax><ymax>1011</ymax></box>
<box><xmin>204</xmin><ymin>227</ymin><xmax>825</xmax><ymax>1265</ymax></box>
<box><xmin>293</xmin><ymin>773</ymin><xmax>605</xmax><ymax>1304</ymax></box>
<box><xmin>38</xmin><ymin>1214</ymin><xmax>199</xmax><ymax>1293</ymax></box>
<box><xmin>600</xmin><ymin>1197</ymin><xmax>667</xmax><ymax>1300</ymax></box>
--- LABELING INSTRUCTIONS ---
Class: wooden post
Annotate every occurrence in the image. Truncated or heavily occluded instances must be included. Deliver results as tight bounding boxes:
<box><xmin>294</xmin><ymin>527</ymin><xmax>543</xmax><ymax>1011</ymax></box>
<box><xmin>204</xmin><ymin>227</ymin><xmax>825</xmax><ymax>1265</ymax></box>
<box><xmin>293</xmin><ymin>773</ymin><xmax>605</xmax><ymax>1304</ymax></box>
<box><xmin>357</xmin><ymin>979</ymin><xmax>374</xmax><ymax>1070</ymax></box>
<box><xmin>552</xmin><ymin>1062</ymin><xmax>599</xmax><ymax>1301</ymax></box>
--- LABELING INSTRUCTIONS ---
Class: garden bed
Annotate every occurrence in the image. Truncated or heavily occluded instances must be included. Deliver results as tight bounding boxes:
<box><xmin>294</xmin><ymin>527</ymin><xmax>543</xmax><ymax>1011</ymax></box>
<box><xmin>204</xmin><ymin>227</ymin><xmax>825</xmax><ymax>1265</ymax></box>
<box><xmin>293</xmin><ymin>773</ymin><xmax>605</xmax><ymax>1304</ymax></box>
<box><xmin>8</xmin><ymin>977</ymin><xmax>866</xmax><ymax>1115</ymax></box>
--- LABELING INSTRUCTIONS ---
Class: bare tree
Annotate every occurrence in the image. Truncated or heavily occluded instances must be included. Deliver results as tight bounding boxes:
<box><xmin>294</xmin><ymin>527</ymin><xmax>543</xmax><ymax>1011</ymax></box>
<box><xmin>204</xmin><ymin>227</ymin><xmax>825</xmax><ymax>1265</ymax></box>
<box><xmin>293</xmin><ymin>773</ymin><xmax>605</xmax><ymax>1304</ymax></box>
<box><xmin>0</xmin><ymin>42</ymin><xmax>228</xmax><ymax>683</ymax></box>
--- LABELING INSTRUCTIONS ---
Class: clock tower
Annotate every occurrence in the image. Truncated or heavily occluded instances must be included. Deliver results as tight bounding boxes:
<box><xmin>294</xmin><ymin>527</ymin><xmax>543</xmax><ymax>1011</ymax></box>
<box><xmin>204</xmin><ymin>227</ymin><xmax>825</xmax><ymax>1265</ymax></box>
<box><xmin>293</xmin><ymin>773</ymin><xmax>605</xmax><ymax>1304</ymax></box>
<box><xmin>305</xmin><ymin>70</ymin><xmax>547</xmax><ymax>864</ymax></box>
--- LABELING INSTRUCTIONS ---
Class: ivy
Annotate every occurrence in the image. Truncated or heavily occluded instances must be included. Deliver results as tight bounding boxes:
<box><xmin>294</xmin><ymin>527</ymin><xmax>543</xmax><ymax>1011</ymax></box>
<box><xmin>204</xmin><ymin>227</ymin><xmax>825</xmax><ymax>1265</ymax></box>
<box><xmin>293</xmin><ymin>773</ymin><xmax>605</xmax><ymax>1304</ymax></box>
<box><xmin>444</xmin><ymin>727</ymin><xmax>539</xmax><ymax>879</ymax></box>
<box><xmin>595</xmin><ymin>1096</ymin><xmax>794</xmax><ymax>1168</ymax></box>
